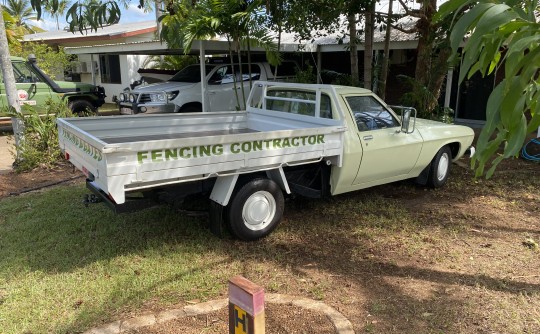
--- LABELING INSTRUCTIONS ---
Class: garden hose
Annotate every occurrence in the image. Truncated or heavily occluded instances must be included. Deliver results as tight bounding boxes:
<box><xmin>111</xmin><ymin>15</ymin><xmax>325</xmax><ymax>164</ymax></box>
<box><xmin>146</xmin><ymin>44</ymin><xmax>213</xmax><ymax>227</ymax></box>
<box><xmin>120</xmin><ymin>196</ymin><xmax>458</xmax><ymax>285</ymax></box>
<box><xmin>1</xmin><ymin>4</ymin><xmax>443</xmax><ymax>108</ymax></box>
<box><xmin>521</xmin><ymin>138</ymin><xmax>540</xmax><ymax>162</ymax></box>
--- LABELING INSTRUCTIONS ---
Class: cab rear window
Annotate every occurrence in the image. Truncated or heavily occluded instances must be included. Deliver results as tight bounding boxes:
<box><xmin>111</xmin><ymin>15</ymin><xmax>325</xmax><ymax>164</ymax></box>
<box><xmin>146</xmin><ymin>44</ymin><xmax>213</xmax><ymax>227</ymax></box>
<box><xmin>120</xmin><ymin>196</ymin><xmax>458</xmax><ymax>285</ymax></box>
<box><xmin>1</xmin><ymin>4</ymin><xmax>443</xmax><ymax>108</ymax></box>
<box><xmin>265</xmin><ymin>90</ymin><xmax>333</xmax><ymax>119</ymax></box>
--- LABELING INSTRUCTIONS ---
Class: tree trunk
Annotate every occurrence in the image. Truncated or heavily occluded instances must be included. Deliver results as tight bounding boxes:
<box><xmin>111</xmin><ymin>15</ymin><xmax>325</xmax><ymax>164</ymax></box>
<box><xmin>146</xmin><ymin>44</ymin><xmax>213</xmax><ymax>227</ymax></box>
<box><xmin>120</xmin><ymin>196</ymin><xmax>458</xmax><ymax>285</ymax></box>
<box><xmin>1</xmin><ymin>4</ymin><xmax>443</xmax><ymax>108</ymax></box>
<box><xmin>414</xmin><ymin>0</ymin><xmax>450</xmax><ymax>113</ymax></box>
<box><xmin>348</xmin><ymin>13</ymin><xmax>359</xmax><ymax>86</ymax></box>
<box><xmin>379</xmin><ymin>0</ymin><xmax>393</xmax><ymax>99</ymax></box>
<box><xmin>363</xmin><ymin>2</ymin><xmax>375</xmax><ymax>90</ymax></box>
<box><xmin>414</xmin><ymin>0</ymin><xmax>437</xmax><ymax>87</ymax></box>
<box><xmin>0</xmin><ymin>6</ymin><xmax>24</xmax><ymax>160</ymax></box>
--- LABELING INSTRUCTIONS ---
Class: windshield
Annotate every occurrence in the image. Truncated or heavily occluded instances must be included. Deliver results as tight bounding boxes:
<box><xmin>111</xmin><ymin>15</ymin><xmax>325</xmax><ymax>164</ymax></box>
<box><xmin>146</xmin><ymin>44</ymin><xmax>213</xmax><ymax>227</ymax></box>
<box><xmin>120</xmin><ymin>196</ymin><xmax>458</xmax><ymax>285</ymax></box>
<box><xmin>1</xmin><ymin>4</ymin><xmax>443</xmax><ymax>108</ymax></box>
<box><xmin>6</xmin><ymin>61</ymin><xmax>43</xmax><ymax>83</ymax></box>
<box><xmin>169</xmin><ymin>65</ymin><xmax>215</xmax><ymax>83</ymax></box>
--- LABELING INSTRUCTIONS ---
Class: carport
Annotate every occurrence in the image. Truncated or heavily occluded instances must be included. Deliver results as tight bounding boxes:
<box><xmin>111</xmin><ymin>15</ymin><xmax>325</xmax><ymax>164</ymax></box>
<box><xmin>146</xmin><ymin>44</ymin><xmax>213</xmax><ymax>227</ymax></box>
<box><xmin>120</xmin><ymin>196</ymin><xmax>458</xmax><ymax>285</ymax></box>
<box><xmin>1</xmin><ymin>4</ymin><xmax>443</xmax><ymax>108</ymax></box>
<box><xmin>64</xmin><ymin>39</ymin><xmax>316</xmax><ymax>112</ymax></box>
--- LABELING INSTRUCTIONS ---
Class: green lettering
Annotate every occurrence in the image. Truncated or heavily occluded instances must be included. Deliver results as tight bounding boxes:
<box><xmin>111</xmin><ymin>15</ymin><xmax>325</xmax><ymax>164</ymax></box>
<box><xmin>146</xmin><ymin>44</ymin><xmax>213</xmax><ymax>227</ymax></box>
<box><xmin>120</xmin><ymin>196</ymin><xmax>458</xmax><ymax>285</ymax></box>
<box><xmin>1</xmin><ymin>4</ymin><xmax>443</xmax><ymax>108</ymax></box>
<box><xmin>151</xmin><ymin>150</ymin><xmax>163</xmax><ymax>162</ymax></box>
<box><xmin>308</xmin><ymin>136</ymin><xmax>316</xmax><ymax>145</ymax></box>
<box><xmin>231</xmin><ymin>143</ymin><xmax>241</xmax><ymax>154</ymax></box>
<box><xmin>301</xmin><ymin>136</ymin><xmax>308</xmax><ymax>145</ymax></box>
<box><xmin>291</xmin><ymin>137</ymin><xmax>300</xmax><ymax>146</ymax></box>
<box><xmin>317</xmin><ymin>134</ymin><xmax>325</xmax><ymax>144</ymax></box>
<box><xmin>137</xmin><ymin>151</ymin><xmax>148</xmax><ymax>164</ymax></box>
<box><xmin>200</xmin><ymin>145</ymin><xmax>211</xmax><ymax>157</ymax></box>
<box><xmin>252</xmin><ymin>141</ymin><xmax>263</xmax><ymax>151</ymax></box>
<box><xmin>282</xmin><ymin>138</ymin><xmax>291</xmax><ymax>148</ymax></box>
<box><xmin>164</xmin><ymin>149</ymin><xmax>178</xmax><ymax>160</ymax></box>
<box><xmin>272</xmin><ymin>139</ymin><xmax>282</xmax><ymax>148</ymax></box>
<box><xmin>179</xmin><ymin>147</ymin><xmax>191</xmax><ymax>158</ymax></box>
<box><xmin>241</xmin><ymin>142</ymin><xmax>251</xmax><ymax>153</ymax></box>
<box><xmin>213</xmin><ymin>144</ymin><xmax>223</xmax><ymax>155</ymax></box>
<box><xmin>264</xmin><ymin>139</ymin><xmax>272</xmax><ymax>149</ymax></box>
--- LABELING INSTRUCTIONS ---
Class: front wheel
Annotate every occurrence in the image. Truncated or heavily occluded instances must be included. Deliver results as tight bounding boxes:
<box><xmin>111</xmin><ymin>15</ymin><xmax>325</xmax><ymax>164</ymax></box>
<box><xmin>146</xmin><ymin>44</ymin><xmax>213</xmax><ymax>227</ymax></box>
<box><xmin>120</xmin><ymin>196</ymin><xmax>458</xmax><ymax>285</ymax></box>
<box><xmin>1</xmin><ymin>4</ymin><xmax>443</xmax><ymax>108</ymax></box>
<box><xmin>228</xmin><ymin>178</ymin><xmax>284</xmax><ymax>241</ymax></box>
<box><xmin>69</xmin><ymin>100</ymin><xmax>96</xmax><ymax>116</ymax></box>
<box><xmin>427</xmin><ymin>146</ymin><xmax>452</xmax><ymax>188</ymax></box>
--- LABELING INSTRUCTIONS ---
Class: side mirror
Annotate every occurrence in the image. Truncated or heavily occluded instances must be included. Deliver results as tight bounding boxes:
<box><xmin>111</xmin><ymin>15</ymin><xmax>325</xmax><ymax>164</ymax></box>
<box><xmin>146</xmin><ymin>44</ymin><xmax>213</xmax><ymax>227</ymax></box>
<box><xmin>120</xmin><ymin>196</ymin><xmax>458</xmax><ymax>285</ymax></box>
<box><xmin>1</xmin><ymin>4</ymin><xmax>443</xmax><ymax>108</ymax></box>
<box><xmin>401</xmin><ymin>107</ymin><xmax>416</xmax><ymax>134</ymax></box>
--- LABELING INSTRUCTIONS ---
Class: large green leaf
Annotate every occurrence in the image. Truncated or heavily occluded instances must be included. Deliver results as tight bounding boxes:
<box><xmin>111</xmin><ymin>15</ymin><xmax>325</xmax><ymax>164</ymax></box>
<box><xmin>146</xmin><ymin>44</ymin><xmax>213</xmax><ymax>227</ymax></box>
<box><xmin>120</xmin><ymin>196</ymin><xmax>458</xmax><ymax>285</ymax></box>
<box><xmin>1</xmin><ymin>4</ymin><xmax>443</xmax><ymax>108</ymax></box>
<box><xmin>450</xmin><ymin>3</ymin><xmax>495</xmax><ymax>51</ymax></box>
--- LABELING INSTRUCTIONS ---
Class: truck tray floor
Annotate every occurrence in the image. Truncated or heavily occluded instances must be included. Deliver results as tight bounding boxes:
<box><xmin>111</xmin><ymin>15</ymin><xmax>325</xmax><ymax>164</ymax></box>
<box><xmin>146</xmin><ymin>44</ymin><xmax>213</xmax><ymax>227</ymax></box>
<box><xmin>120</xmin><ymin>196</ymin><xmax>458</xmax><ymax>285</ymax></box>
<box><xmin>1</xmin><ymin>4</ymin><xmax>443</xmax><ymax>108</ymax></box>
<box><xmin>102</xmin><ymin>128</ymin><xmax>258</xmax><ymax>144</ymax></box>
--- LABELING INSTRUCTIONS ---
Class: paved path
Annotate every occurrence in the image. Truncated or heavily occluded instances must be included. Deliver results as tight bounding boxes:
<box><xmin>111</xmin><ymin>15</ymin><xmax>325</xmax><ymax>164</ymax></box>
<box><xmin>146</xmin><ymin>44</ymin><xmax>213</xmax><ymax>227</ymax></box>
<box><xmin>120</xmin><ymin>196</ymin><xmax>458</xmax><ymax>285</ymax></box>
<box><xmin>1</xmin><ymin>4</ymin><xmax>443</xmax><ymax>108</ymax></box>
<box><xmin>83</xmin><ymin>294</ymin><xmax>355</xmax><ymax>334</ymax></box>
<box><xmin>0</xmin><ymin>136</ymin><xmax>14</xmax><ymax>174</ymax></box>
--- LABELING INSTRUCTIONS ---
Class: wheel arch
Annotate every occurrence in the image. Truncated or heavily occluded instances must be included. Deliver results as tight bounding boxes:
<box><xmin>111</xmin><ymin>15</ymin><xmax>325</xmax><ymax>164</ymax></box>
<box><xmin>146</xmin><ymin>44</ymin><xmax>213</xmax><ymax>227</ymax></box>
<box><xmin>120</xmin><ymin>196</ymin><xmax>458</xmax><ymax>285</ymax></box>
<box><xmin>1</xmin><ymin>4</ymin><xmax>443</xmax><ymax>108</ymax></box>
<box><xmin>447</xmin><ymin>142</ymin><xmax>461</xmax><ymax>160</ymax></box>
<box><xmin>178</xmin><ymin>101</ymin><xmax>203</xmax><ymax>113</ymax></box>
<box><xmin>209</xmin><ymin>169</ymin><xmax>289</xmax><ymax>207</ymax></box>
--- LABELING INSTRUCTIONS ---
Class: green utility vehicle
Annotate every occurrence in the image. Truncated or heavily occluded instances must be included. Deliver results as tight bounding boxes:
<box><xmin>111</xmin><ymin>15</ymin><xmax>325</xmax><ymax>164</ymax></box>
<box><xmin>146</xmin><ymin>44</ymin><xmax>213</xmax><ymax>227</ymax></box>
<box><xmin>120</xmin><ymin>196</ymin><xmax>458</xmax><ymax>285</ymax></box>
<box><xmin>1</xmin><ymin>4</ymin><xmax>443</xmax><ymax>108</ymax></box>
<box><xmin>0</xmin><ymin>55</ymin><xmax>106</xmax><ymax>116</ymax></box>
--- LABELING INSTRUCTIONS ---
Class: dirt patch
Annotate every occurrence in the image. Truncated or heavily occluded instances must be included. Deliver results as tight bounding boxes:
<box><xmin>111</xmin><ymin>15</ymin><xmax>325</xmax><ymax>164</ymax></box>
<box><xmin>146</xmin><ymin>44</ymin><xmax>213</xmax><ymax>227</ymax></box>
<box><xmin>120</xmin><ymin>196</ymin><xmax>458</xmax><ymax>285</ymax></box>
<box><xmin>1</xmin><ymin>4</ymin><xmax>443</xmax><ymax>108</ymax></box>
<box><xmin>127</xmin><ymin>304</ymin><xmax>337</xmax><ymax>334</ymax></box>
<box><xmin>0</xmin><ymin>162</ymin><xmax>84</xmax><ymax>199</ymax></box>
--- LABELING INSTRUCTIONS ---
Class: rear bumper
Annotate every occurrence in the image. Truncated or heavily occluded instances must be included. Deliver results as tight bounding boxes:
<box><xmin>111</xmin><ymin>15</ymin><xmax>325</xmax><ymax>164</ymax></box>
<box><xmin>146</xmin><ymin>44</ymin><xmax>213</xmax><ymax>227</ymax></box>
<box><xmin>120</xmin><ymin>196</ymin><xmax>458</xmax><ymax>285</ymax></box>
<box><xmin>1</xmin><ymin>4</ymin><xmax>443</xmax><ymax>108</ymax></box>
<box><xmin>86</xmin><ymin>180</ymin><xmax>157</xmax><ymax>213</ymax></box>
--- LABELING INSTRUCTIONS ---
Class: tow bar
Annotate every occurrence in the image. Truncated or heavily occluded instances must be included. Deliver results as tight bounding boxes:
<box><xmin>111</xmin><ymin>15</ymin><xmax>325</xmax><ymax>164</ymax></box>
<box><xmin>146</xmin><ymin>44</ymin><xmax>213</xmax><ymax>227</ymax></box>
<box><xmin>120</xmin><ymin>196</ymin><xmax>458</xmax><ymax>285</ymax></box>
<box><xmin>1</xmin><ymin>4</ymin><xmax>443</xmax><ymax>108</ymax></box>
<box><xmin>83</xmin><ymin>194</ymin><xmax>102</xmax><ymax>207</ymax></box>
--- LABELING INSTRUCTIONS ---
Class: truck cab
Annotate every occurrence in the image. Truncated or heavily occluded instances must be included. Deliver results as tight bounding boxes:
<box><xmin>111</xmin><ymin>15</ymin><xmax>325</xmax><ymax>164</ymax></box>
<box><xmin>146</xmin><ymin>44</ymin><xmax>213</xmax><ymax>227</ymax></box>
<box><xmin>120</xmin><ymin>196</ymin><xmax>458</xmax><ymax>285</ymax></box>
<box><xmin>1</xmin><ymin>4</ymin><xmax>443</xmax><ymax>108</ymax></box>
<box><xmin>0</xmin><ymin>56</ymin><xmax>106</xmax><ymax>116</ymax></box>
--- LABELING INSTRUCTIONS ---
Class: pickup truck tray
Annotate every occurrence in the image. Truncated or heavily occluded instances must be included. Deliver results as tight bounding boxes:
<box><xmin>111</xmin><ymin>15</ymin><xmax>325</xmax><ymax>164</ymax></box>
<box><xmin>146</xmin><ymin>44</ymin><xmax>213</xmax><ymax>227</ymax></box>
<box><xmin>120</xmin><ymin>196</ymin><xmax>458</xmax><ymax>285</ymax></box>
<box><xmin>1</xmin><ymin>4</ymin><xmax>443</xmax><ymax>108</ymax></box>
<box><xmin>58</xmin><ymin>110</ymin><xmax>345</xmax><ymax>204</ymax></box>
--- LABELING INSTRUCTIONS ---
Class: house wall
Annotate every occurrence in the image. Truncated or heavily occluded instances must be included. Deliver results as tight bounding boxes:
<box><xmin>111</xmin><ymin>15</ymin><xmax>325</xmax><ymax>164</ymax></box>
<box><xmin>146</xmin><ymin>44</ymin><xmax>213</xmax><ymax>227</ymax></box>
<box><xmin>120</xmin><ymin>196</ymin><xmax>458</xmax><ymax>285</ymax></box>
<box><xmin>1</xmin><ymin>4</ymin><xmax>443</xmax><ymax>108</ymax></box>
<box><xmin>76</xmin><ymin>54</ymin><xmax>149</xmax><ymax>103</ymax></box>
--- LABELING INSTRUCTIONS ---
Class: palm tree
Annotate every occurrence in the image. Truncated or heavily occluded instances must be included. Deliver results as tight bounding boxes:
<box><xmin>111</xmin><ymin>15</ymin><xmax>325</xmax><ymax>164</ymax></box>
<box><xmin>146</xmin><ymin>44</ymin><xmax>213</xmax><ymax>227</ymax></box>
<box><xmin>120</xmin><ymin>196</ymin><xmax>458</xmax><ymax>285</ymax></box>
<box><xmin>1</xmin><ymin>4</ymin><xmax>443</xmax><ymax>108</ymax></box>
<box><xmin>2</xmin><ymin>0</ymin><xmax>44</xmax><ymax>33</ymax></box>
<box><xmin>142</xmin><ymin>54</ymin><xmax>198</xmax><ymax>70</ymax></box>
<box><xmin>166</xmin><ymin>0</ymin><xmax>279</xmax><ymax>109</ymax></box>
<box><xmin>2</xmin><ymin>10</ymin><xmax>23</xmax><ymax>46</ymax></box>
<box><xmin>45</xmin><ymin>0</ymin><xmax>69</xmax><ymax>30</ymax></box>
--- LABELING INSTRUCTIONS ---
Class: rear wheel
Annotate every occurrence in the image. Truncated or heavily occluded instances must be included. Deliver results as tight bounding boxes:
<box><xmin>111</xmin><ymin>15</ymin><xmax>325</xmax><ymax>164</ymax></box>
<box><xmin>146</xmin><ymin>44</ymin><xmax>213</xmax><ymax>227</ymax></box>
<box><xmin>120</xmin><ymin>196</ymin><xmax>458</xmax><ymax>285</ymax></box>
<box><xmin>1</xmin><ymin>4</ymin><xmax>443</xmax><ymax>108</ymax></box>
<box><xmin>69</xmin><ymin>100</ymin><xmax>96</xmax><ymax>116</ymax></box>
<box><xmin>227</xmin><ymin>178</ymin><xmax>284</xmax><ymax>241</ymax></box>
<box><xmin>427</xmin><ymin>146</ymin><xmax>452</xmax><ymax>188</ymax></box>
<box><xmin>179</xmin><ymin>105</ymin><xmax>202</xmax><ymax>113</ymax></box>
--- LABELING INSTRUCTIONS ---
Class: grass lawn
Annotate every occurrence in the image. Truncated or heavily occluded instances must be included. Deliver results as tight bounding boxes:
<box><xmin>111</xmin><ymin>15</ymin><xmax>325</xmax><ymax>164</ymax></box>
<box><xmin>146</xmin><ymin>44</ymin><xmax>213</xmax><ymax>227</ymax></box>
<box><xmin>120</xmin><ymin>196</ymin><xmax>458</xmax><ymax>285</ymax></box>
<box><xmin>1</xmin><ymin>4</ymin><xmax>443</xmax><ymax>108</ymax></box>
<box><xmin>0</xmin><ymin>158</ymin><xmax>539</xmax><ymax>333</ymax></box>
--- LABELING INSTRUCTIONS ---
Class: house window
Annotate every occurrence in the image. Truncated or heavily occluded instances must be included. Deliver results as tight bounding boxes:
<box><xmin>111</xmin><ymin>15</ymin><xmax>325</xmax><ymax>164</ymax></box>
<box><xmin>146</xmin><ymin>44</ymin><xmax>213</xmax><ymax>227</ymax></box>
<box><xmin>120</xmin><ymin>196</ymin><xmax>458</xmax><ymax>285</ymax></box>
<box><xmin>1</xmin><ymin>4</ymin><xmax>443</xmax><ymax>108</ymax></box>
<box><xmin>99</xmin><ymin>55</ymin><xmax>121</xmax><ymax>84</ymax></box>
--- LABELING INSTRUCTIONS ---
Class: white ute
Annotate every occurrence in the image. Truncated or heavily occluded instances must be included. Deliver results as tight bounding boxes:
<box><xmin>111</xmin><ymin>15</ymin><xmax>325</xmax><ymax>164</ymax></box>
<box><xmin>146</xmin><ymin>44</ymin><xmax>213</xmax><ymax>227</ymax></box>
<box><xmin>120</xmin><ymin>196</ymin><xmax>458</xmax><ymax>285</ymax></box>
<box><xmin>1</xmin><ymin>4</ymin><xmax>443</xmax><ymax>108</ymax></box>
<box><xmin>58</xmin><ymin>81</ymin><xmax>475</xmax><ymax>240</ymax></box>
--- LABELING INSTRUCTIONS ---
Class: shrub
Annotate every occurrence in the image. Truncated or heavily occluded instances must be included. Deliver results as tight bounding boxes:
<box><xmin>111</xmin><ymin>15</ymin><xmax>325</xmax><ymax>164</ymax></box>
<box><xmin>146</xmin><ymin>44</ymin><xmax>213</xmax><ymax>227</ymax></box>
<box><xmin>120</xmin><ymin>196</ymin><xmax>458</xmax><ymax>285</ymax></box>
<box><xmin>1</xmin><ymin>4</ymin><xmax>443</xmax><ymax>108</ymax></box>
<box><xmin>6</xmin><ymin>99</ymin><xmax>73</xmax><ymax>172</ymax></box>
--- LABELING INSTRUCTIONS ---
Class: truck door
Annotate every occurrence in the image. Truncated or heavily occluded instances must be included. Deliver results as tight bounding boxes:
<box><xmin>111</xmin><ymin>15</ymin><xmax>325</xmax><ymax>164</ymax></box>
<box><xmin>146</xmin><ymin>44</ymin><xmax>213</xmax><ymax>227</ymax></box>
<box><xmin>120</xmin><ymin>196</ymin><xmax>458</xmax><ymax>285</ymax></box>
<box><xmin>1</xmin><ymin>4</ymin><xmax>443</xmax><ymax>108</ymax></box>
<box><xmin>207</xmin><ymin>64</ymin><xmax>261</xmax><ymax>111</ymax></box>
<box><xmin>343</xmin><ymin>95</ymin><xmax>423</xmax><ymax>185</ymax></box>
<box><xmin>11</xmin><ymin>60</ymin><xmax>56</xmax><ymax>110</ymax></box>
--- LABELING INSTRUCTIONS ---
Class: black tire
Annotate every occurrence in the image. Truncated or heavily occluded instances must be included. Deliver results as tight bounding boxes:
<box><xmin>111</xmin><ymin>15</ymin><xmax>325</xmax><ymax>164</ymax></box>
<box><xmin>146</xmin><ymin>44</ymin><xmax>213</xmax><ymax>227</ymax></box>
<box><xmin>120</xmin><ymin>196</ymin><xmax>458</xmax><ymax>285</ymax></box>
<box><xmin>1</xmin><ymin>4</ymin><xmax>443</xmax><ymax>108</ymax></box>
<box><xmin>179</xmin><ymin>105</ymin><xmax>202</xmax><ymax>113</ymax></box>
<box><xmin>69</xmin><ymin>100</ymin><xmax>96</xmax><ymax>116</ymax></box>
<box><xmin>426</xmin><ymin>146</ymin><xmax>452</xmax><ymax>188</ymax></box>
<box><xmin>227</xmin><ymin>178</ymin><xmax>284</xmax><ymax>241</ymax></box>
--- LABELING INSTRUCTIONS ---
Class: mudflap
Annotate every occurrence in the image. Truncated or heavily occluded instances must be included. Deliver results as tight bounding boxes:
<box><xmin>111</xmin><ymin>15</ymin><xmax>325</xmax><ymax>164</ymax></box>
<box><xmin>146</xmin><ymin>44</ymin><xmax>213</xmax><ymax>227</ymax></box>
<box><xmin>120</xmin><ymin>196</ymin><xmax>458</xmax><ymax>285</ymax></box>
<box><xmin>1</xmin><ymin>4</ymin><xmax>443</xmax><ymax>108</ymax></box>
<box><xmin>209</xmin><ymin>200</ymin><xmax>225</xmax><ymax>238</ymax></box>
<box><xmin>415</xmin><ymin>164</ymin><xmax>430</xmax><ymax>186</ymax></box>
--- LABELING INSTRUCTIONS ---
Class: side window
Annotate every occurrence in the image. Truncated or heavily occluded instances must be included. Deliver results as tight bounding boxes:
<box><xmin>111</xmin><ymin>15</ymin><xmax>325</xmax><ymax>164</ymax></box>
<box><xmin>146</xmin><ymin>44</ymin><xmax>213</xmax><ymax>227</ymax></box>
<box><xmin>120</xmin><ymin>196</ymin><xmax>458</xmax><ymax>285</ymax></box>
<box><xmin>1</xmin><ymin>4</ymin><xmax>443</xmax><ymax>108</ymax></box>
<box><xmin>99</xmin><ymin>55</ymin><xmax>121</xmax><ymax>84</ymax></box>
<box><xmin>209</xmin><ymin>66</ymin><xmax>228</xmax><ymax>84</ymax></box>
<box><xmin>12</xmin><ymin>62</ymin><xmax>41</xmax><ymax>83</ymax></box>
<box><xmin>208</xmin><ymin>64</ymin><xmax>261</xmax><ymax>85</ymax></box>
<box><xmin>266</xmin><ymin>90</ymin><xmax>333</xmax><ymax>119</ymax></box>
<box><xmin>345</xmin><ymin>96</ymin><xmax>399</xmax><ymax>131</ymax></box>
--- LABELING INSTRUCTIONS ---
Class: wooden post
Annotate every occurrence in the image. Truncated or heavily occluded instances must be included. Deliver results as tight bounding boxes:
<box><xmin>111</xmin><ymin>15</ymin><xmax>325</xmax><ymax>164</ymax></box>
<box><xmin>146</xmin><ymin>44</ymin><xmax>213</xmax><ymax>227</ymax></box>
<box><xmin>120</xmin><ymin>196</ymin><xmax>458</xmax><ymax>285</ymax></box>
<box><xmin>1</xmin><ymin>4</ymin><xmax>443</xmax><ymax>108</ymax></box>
<box><xmin>228</xmin><ymin>276</ymin><xmax>265</xmax><ymax>334</ymax></box>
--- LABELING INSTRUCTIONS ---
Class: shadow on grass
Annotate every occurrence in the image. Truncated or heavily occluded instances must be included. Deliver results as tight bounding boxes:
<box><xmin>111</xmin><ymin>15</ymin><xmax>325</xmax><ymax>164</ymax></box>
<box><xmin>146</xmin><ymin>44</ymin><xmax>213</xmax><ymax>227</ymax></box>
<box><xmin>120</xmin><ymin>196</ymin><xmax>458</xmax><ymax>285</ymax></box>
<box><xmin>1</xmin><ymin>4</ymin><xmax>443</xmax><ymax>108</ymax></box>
<box><xmin>0</xmin><ymin>164</ymin><xmax>539</xmax><ymax>333</ymax></box>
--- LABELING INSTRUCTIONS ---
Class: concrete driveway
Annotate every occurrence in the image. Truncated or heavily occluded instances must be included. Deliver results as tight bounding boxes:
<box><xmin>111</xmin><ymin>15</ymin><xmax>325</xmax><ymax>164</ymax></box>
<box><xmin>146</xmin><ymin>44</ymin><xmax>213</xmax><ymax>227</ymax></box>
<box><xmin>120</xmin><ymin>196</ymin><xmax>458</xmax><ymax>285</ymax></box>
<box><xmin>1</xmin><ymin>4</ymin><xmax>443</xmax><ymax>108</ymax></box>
<box><xmin>0</xmin><ymin>136</ymin><xmax>14</xmax><ymax>174</ymax></box>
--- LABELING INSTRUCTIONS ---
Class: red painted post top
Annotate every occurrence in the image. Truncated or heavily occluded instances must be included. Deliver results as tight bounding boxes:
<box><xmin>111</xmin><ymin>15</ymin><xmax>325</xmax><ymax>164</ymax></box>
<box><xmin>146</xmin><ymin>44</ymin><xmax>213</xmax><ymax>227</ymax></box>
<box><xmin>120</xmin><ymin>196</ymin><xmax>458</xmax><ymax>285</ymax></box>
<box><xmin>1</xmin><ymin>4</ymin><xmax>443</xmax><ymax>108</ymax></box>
<box><xmin>228</xmin><ymin>275</ymin><xmax>265</xmax><ymax>316</ymax></box>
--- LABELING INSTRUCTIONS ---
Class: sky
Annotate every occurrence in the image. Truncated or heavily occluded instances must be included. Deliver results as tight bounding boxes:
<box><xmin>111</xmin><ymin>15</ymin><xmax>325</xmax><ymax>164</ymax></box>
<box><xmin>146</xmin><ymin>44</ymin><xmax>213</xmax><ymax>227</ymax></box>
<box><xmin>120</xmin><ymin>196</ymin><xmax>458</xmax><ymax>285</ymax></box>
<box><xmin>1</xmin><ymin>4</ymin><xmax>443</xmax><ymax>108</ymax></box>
<box><xmin>30</xmin><ymin>3</ymin><xmax>155</xmax><ymax>31</ymax></box>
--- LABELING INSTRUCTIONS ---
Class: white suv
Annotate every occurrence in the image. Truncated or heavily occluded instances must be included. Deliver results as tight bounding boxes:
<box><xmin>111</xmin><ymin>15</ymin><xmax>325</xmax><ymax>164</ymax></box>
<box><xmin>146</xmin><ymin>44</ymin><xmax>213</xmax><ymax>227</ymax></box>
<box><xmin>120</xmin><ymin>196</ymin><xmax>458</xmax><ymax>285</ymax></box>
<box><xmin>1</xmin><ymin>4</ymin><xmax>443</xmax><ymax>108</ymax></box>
<box><xmin>118</xmin><ymin>61</ymin><xmax>297</xmax><ymax>115</ymax></box>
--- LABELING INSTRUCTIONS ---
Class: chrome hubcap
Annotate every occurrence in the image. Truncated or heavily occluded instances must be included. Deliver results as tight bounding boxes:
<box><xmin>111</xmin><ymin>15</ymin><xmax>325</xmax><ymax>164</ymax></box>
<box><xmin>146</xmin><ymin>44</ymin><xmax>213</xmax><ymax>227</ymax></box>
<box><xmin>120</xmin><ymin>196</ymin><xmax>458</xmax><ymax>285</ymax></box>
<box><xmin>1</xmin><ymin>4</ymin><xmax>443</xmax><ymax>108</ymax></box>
<box><xmin>437</xmin><ymin>153</ymin><xmax>450</xmax><ymax>181</ymax></box>
<box><xmin>242</xmin><ymin>191</ymin><xmax>276</xmax><ymax>231</ymax></box>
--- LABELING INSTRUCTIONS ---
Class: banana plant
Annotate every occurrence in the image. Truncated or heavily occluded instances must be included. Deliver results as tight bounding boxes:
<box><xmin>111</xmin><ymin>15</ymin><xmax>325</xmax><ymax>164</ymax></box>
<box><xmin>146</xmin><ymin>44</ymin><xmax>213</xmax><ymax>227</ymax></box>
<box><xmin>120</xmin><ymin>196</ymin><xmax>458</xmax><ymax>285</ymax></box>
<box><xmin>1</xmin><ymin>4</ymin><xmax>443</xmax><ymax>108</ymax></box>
<box><xmin>438</xmin><ymin>0</ymin><xmax>540</xmax><ymax>177</ymax></box>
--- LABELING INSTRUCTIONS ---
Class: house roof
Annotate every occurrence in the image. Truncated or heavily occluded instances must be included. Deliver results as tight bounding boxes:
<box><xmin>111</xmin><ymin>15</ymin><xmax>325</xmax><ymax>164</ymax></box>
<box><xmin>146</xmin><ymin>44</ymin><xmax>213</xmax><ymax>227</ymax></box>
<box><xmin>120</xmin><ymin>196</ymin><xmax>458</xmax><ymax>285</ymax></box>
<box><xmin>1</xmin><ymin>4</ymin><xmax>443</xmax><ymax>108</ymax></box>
<box><xmin>278</xmin><ymin>17</ymin><xmax>418</xmax><ymax>46</ymax></box>
<box><xmin>23</xmin><ymin>20</ymin><xmax>156</xmax><ymax>44</ymax></box>
<box><xmin>27</xmin><ymin>17</ymin><xmax>419</xmax><ymax>56</ymax></box>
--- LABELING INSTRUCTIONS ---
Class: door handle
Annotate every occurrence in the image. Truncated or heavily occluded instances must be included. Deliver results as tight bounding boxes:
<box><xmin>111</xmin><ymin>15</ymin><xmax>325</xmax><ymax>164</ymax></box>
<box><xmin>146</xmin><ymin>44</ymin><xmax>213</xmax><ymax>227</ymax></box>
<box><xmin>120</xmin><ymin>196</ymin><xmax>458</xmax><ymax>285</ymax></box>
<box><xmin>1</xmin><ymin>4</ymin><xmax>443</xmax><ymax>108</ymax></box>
<box><xmin>363</xmin><ymin>135</ymin><xmax>373</xmax><ymax>141</ymax></box>
<box><xmin>208</xmin><ymin>91</ymin><xmax>216</xmax><ymax>95</ymax></box>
